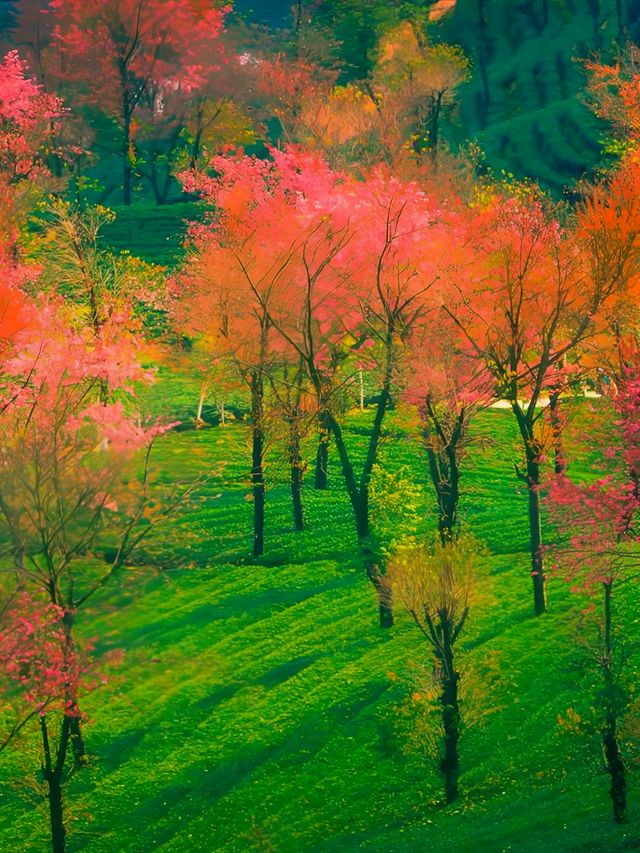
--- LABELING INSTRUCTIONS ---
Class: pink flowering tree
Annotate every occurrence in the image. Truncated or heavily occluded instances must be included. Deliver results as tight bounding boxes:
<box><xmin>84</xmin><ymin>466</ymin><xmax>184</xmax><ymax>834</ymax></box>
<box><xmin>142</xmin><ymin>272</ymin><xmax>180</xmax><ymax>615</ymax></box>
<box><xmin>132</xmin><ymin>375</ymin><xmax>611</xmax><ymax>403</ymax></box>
<box><xmin>406</xmin><ymin>311</ymin><xmax>493</xmax><ymax>544</ymax></box>
<box><xmin>0</xmin><ymin>591</ymin><xmax>99</xmax><ymax>853</ymax></box>
<box><xmin>256</xmin><ymin>150</ymin><xmax>444</xmax><ymax>627</ymax></box>
<box><xmin>0</xmin><ymin>295</ymin><xmax>188</xmax><ymax>767</ymax></box>
<box><xmin>176</xmin><ymin>151</ymin><xmax>309</xmax><ymax>557</ymax></box>
<box><xmin>0</xmin><ymin>49</ymin><xmax>63</xmax><ymax>254</ymax></box>
<box><xmin>548</xmin><ymin>370</ymin><xmax>640</xmax><ymax>824</ymax></box>
<box><xmin>0</xmin><ymin>50</ymin><xmax>62</xmax><ymax>185</ymax></box>
<box><xmin>442</xmin><ymin>180</ymin><xmax>639</xmax><ymax>615</ymax></box>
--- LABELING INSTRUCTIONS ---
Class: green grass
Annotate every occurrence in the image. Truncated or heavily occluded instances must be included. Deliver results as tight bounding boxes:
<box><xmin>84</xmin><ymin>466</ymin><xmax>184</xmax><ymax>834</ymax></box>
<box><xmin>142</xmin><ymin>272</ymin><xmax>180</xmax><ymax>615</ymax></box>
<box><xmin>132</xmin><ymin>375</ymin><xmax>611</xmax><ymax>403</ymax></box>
<box><xmin>0</xmin><ymin>387</ymin><xmax>639</xmax><ymax>851</ymax></box>
<box><xmin>100</xmin><ymin>203</ymin><xmax>203</xmax><ymax>267</ymax></box>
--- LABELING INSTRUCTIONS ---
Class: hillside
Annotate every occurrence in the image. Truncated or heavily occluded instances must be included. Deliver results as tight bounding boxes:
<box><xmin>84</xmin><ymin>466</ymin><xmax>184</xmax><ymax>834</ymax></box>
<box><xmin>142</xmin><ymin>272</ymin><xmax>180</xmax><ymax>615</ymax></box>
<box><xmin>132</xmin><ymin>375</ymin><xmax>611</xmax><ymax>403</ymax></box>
<box><xmin>1</xmin><ymin>380</ymin><xmax>638</xmax><ymax>851</ymax></box>
<box><xmin>433</xmin><ymin>0</ymin><xmax>629</xmax><ymax>193</ymax></box>
<box><xmin>236</xmin><ymin>0</ymin><xmax>632</xmax><ymax>193</ymax></box>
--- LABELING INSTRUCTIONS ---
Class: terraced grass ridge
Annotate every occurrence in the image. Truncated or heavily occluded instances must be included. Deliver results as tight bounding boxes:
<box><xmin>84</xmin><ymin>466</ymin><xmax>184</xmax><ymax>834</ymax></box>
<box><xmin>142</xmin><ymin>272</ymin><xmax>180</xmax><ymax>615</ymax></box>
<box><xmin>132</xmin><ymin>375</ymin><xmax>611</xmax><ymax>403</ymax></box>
<box><xmin>0</xmin><ymin>371</ymin><xmax>638</xmax><ymax>852</ymax></box>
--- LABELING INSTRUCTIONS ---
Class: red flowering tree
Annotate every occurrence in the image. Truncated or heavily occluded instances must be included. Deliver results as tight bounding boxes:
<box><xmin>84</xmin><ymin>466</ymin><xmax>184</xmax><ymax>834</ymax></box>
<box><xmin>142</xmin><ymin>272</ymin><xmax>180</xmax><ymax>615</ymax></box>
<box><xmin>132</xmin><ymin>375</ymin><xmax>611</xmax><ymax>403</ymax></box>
<box><xmin>260</xmin><ymin>150</ymin><xmax>444</xmax><ymax>626</ymax></box>
<box><xmin>443</xmin><ymin>181</ymin><xmax>636</xmax><ymax>615</ymax></box>
<box><xmin>0</xmin><ymin>290</ymin><xmax>190</xmax><ymax>770</ymax></box>
<box><xmin>177</xmin><ymin>151</ymin><xmax>307</xmax><ymax>557</ymax></box>
<box><xmin>47</xmin><ymin>0</ymin><xmax>228</xmax><ymax>204</ymax></box>
<box><xmin>0</xmin><ymin>50</ymin><xmax>62</xmax><ymax>184</ymax></box>
<box><xmin>0</xmin><ymin>49</ymin><xmax>63</xmax><ymax>244</ymax></box>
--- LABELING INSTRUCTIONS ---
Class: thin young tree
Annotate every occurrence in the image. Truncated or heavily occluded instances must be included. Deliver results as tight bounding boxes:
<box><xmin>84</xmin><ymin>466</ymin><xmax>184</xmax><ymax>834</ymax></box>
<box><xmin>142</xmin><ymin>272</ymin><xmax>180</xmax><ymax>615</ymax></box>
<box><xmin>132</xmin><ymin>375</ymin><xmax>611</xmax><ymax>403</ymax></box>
<box><xmin>0</xmin><ymin>294</ymin><xmax>193</xmax><ymax>766</ymax></box>
<box><xmin>0</xmin><ymin>590</ymin><xmax>97</xmax><ymax>852</ymax></box>
<box><xmin>263</xmin><ymin>151</ymin><xmax>444</xmax><ymax>626</ymax></box>
<box><xmin>178</xmin><ymin>154</ymin><xmax>305</xmax><ymax>557</ymax></box>
<box><xmin>407</xmin><ymin>313</ymin><xmax>492</xmax><ymax>544</ymax></box>
<box><xmin>387</xmin><ymin>535</ymin><xmax>480</xmax><ymax>804</ymax></box>
<box><xmin>548</xmin><ymin>370</ymin><xmax>640</xmax><ymax>823</ymax></box>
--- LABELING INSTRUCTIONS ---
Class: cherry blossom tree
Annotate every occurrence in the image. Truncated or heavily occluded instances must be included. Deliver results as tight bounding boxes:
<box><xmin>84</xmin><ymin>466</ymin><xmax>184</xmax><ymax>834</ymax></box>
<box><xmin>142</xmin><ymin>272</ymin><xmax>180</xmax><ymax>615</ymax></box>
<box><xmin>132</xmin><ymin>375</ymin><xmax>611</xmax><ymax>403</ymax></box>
<box><xmin>0</xmin><ymin>591</ymin><xmax>97</xmax><ymax>852</ymax></box>
<box><xmin>407</xmin><ymin>313</ymin><xmax>493</xmax><ymax>544</ymax></box>
<box><xmin>548</xmin><ymin>371</ymin><xmax>640</xmax><ymax>823</ymax></box>
<box><xmin>443</xmin><ymin>180</ymin><xmax>637</xmax><ymax>615</ymax></box>
<box><xmin>47</xmin><ymin>0</ymin><xmax>228</xmax><ymax>204</ymax></box>
<box><xmin>0</xmin><ymin>287</ymin><xmax>196</xmax><ymax>768</ymax></box>
<box><xmin>257</xmin><ymin>149</ymin><xmax>444</xmax><ymax>626</ymax></box>
<box><xmin>0</xmin><ymin>49</ymin><xmax>63</xmax><ymax>241</ymax></box>
<box><xmin>176</xmin><ymin>152</ymin><xmax>305</xmax><ymax>557</ymax></box>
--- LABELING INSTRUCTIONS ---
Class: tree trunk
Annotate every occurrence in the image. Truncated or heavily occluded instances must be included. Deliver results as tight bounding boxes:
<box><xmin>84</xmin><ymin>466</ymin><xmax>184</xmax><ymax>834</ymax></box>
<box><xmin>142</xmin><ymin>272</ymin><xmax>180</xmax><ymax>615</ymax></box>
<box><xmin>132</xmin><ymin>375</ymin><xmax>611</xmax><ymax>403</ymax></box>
<box><xmin>440</xmin><ymin>669</ymin><xmax>461</xmax><ymax>804</ymax></box>
<box><xmin>426</xmin><ymin>442</ymin><xmax>460</xmax><ymax>546</ymax></box>
<box><xmin>40</xmin><ymin>715</ymin><xmax>70</xmax><ymax>853</ymax></box>
<box><xmin>429</xmin><ymin>91</ymin><xmax>443</xmax><ymax>164</ymax></box>
<box><xmin>435</xmin><ymin>611</ymin><xmax>461</xmax><ymax>804</ymax></box>
<box><xmin>326</xmin><ymin>393</ymin><xmax>394</xmax><ymax>629</ymax></box>
<box><xmin>289</xmin><ymin>417</ymin><xmax>304</xmax><ymax>531</ymax></box>
<box><xmin>512</xmin><ymin>402</ymin><xmax>547</xmax><ymax>615</ymax></box>
<box><xmin>603</xmin><ymin>722</ymin><xmax>627</xmax><ymax>823</ymax></box>
<box><xmin>314</xmin><ymin>412</ymin><xmax>330</xmax><ymax>490</ymax></box>
<box><xmin>602</xmin><ymin>582</ymin><xmax>628</xmax><ymax>823</ymax></box>
<box><xmin>196</xmin><ymin>388</ymin><xmax>205</xmax><ymax>423</ymax></box>
<box><xmin>251</xmin><ymin>423</ymin><xmax>265</xmax><ymax>558</ymax></box>
<box><xmin>549</xmin><ymin>390</ymin><xmax>565</xmax><ymax>474</ymax></box>
<box><xmin>123</xmin><ymin>109</ymin><xmax>133</xmax><ymax>206</ymax></box>
<box><xmin>189</xmin><ymin>104</ymin><xmax>205</xmax><ymax>170</ymax></box>
<box><xmin>61</xmin><ymin>614</ymin><xmax>87</xmax><ymax>769</ymax></box>
<box><xmin>149</xmin><ymin>148</ymin><xmax>163</xmax><ymax>205</ymax></box>
<box><xmin>220</xmin><ymin>401</ymin><xmax>226</xmax><ymax>427</ymax></box>
<box><xmin>376</xmin><ymin>581</ymin><xmax>394</xmax><ymax>628</ymax></box>
<box><xmin>69</xmin><ymin>715</ymin><xmax>86</xmax><ymax>769</ymax></box>
<box><xmin>423</xmin><ymin>403</ymin><xmax>464</xmax><ymax>546</ymax></box>
<box><xmin>526</xmin><ymin>451</ymin><xmax>546</xmax><ymax>615</ymax></box>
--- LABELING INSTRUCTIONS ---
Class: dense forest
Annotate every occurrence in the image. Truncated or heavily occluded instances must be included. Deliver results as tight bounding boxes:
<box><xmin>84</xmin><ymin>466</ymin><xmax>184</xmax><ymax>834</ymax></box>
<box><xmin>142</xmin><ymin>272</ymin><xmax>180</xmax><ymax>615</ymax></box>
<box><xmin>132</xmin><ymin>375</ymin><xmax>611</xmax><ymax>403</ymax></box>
<box><xmin>1</xmin><ymin>2</ymin><xmax>640</xmax><ymax>852</ymax></box>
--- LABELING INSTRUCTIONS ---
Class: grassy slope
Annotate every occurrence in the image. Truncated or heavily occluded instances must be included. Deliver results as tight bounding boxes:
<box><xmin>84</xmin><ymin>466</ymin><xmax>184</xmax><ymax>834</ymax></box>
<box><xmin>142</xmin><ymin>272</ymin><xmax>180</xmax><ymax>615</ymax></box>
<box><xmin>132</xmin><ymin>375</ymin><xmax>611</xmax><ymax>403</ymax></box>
<box><xmin>435</xmin><ymin>0</ymin><xmax>619</xmax><ymax>193</ymax></box>
<box><xmin>0</xmin><ymin>375</ymin><xmax>639</xmax><ymax>851</ymax></box>
<box><xmin>100</xmin><ymin>203</ymin><xmax>202</xmax><ymax>268</ymax></box>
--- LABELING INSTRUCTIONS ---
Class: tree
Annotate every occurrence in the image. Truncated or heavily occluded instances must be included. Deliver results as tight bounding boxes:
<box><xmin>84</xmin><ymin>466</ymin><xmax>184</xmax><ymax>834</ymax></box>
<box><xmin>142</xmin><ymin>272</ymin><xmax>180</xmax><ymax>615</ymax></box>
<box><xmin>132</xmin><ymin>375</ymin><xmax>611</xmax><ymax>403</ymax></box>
<box><xmin>48</xmin><ymin>0</ymin><xmax>228</xmax><ymax>204</ymax></box>
<box><xmin>180</xmin><ymin>145</ymin><xmax>446</xmax><ymax>625</ymax></box>
<box><xmin>0</xmin><ymin>291</ymin><xmax>188</xmax><ymax>767</ymax></box>
<box><xmin>254</xmin><ymin>53</ymin><xmax>338</xmax><ymax>147</ymax></box>
<box><xmin>267</xmin><ymin>355</ymin><xmax>312</xmax><ymax>531</ymax></box>
<box><xmin>387</xmin><ymin>535</ymin><xmax>480</xmax><ymax>804</ymax></box>
<box><xmin>262</xmin><ymin>149</ymin><xmax>444</xmax><ymax>626</ymax></box>
<box><xmin>0</xmin><ymin>49</ymin><xmax>63</xmax><ymax>235</ymax></box>
<box><xmin>0</xmin><ymin>591</ymin><xmax>97</xmax><ymax>852</ymax></box>
<box><xmin>135</xmin><ymin>37</ymin><xmax>253</xmax><ymax>202</ymax></box>
<box><xmin>407</xmin><ymin>313</ymin><xmax>492</xmax><ymax>544</ymax></box>
<box><xmin>177</xmin><ymin>152</ymin><xmax>304</xmax><ymax>557</ymax></box>
<box><xmin>444</xmin><ymin>181</ymin><xmax>635</xmax><ymax>615</ymax></box>
<box><xmin>28</xmin><ymin>200</ymin><xmax>169</xmax><ymax>399</ymax></box>
<box><xmin>548</xmin><ymin>370</ymin><xmax>640</xmax><ymax>823</ymax></box>
<box><xmin>372</xmin><ymin>23</ymin><xmax>469</xmax><ymax>164</ymax></box>
<box><xmin>585</xmin><ymin>47</ymin><xmax>640</xmax><ymax>146</ymax></box>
